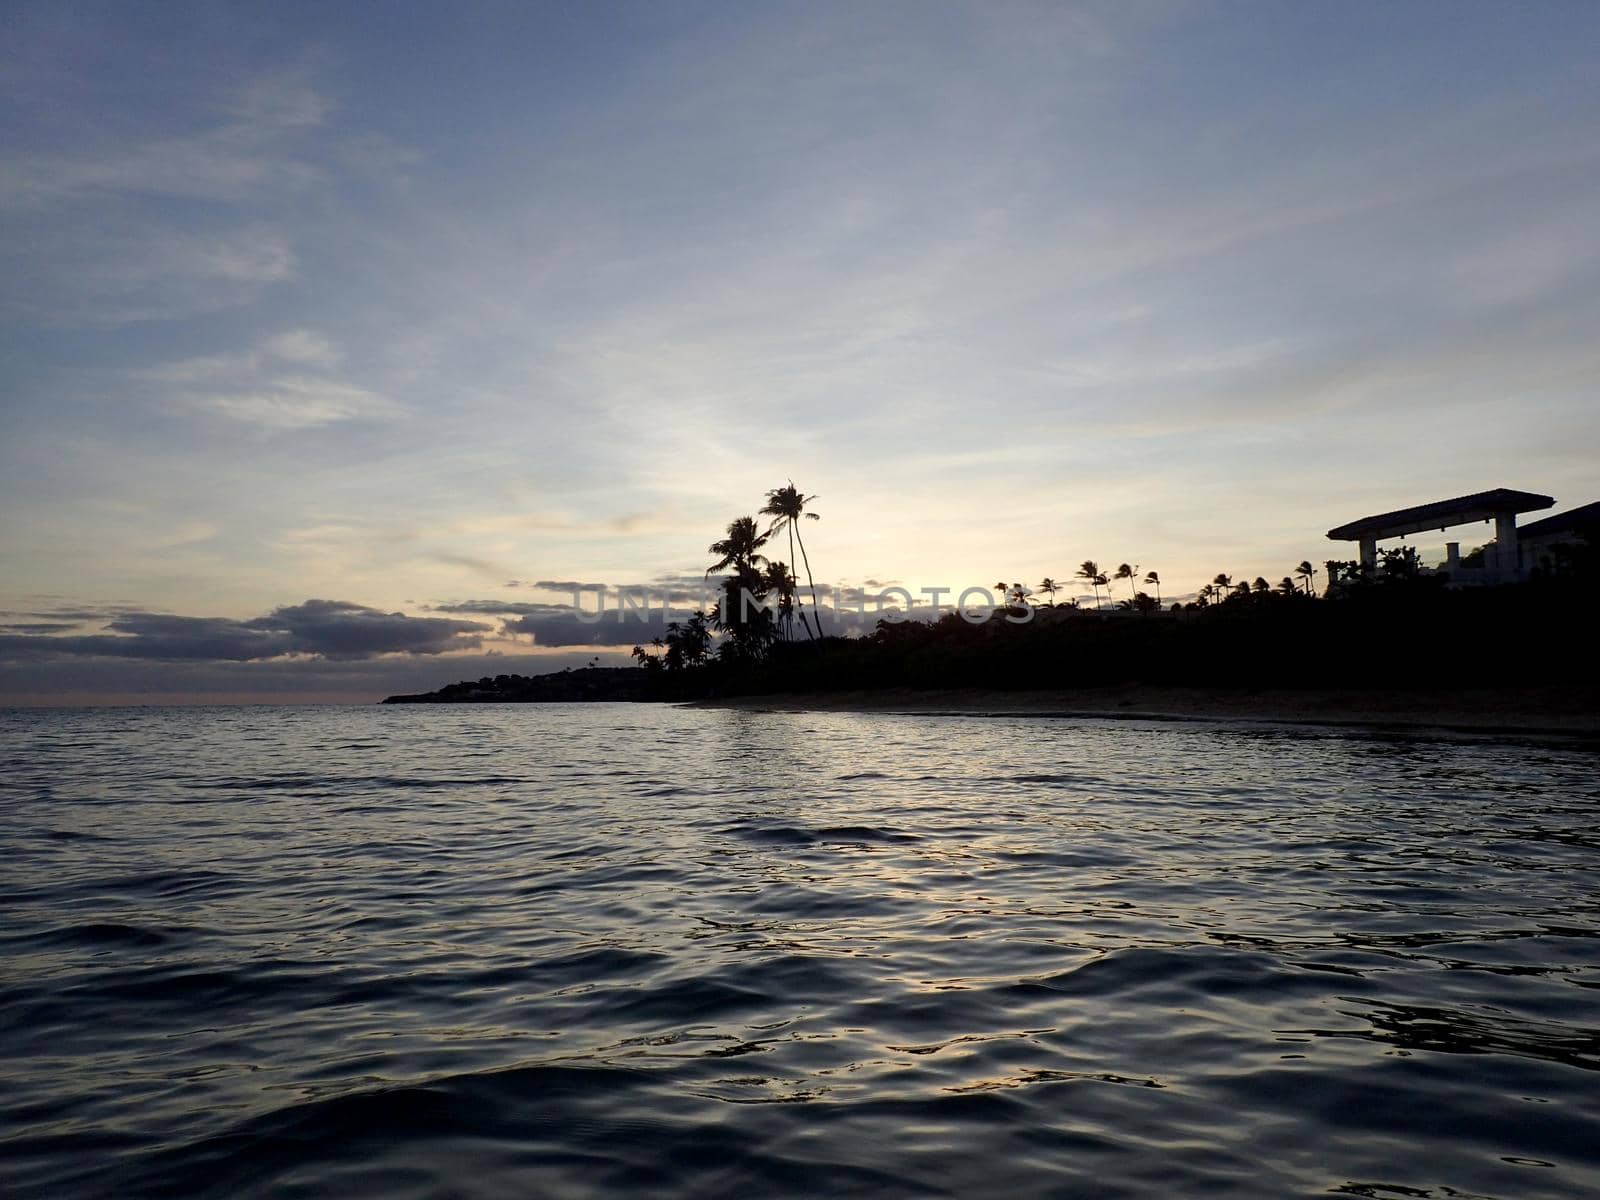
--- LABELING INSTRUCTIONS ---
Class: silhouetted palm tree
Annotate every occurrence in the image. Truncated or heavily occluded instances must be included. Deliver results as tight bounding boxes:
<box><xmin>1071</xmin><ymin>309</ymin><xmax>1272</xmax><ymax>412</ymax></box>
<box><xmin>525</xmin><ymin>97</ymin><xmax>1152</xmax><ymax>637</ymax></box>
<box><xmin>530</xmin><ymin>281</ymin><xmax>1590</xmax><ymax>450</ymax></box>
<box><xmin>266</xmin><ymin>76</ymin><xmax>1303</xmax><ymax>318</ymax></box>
<box><xmin>679</xmin><ymin>610</ymin><xmax>712</xmax><ymax>665</ymax></box>
<box><xmin>1213</xmin><ymin>573</ymin><xmax>1232</xmax><ymax>596</ymax></box>
<box><xmin>1077</xmin><ymin>561</ymin><xmax>1104</xmax><ymax>609</ymax></box>
<box><xmin>708</xmin><ymin>517</ymin><xmax>775</xmax><ymax>659</ymax></box>
<box><xmin>1198</xmin><ymin>583</ymin><xmax>1216</xmax><ymax>607</ymax></box>
<box><xmin>1114</xmin><ymin>563</ymin><xmax>1137</xmax><ymax>600</ymax></box>
<box><xmin>1276</xmin><ymin>576</ymin><xmax>1297</xmax><ymax>596</ymax></box>
<box><xmin>1143</xmin><ymin>570</ymin><xmax>1161</xmax><ymax>605</ymax></box>
<box><xmin>707</xmin><ymin>516</ymin><xmax>769</xmax><ymax>576</ymax></box>
<box><xmin>1037</xmin><ymin>577</ymin><xmax>1059</xmax><ymax>606</ymax></box>
<box><xmin>1252</xmin><ymin>577</ymin><xmax>1270</xmax><ymax>594</ymax></box>
<box><xmin>762</xmin><ymin>561</ymin><xmax>798</xmax><ymax>640</ymax></box>
<box><xmin>761</xmin><ymin>483</ymin><xmax>824</xmax><ymax>637</ymax></box>
<box><xmin>1295</xmin><ymin>560</ymin><xmax>1317</xmax><ymax>596</ymax></box>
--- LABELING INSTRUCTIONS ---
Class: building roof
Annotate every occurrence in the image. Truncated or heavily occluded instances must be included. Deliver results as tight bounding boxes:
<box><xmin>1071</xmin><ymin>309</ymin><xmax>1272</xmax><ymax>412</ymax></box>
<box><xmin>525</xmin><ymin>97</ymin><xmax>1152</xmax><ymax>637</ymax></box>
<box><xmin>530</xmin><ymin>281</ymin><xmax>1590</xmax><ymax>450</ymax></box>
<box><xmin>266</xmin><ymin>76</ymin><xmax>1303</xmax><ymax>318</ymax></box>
<box><xmin>1326</xmin><ymin>488</ymin><xmax>1555</xmax><ymax>542</ymax></box>
<box><xmin>1517</xmin><ymin>500</ymin><xmax>1600</xmax><ymax>542</ymax></box>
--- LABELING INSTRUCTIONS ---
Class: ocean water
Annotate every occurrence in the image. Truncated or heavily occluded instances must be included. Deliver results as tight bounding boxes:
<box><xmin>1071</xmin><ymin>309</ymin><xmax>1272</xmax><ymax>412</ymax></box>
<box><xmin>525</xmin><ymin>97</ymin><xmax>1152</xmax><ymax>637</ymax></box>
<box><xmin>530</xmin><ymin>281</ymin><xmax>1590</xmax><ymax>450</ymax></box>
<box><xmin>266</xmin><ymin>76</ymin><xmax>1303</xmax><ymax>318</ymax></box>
<box><xmin>2</xmin><ymin>704</ymin><xmax>1599</xmax><ymax>1199</ymax></box>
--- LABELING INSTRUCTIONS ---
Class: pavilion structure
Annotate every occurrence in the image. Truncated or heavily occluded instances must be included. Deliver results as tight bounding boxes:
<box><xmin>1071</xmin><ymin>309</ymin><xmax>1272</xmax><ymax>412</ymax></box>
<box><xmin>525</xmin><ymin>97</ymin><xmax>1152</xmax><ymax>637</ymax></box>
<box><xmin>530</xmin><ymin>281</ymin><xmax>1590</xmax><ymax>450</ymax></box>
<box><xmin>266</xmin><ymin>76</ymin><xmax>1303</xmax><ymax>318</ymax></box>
<box><xmin>1326</xmin><ymin>487</ymin><xmax>1555</xmax><ymax>582</ymax></box>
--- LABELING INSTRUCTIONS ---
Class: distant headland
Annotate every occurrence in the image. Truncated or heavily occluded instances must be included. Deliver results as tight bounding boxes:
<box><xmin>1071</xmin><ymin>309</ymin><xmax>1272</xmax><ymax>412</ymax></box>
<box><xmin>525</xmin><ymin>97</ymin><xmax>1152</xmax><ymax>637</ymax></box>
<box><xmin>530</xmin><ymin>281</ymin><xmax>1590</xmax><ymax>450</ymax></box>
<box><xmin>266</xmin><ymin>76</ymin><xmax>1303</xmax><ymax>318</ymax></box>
<box><xmin>385</xmin><ymin>665</ymin><xmax>647</xmax><ymax>704</ymax></box>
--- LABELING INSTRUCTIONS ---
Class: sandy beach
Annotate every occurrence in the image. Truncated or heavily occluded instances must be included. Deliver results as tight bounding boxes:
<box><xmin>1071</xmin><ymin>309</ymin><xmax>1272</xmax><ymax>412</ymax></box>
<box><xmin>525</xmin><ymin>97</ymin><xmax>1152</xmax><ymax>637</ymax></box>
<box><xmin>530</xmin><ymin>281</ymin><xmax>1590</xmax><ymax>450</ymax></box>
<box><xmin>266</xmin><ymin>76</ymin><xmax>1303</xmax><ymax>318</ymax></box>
<box><xmin>691</xmin><ymin>684</ymin><xmax>1600</xmax><ymax>735</ymax></box>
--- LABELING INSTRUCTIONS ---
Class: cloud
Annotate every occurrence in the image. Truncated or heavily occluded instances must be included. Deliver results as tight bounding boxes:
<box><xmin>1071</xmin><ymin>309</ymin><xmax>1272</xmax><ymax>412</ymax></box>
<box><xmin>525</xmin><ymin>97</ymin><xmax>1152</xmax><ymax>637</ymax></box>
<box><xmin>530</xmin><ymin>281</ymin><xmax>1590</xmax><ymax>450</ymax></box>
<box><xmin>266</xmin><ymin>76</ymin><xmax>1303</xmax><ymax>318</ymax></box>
<box><xmin>514</xmin><ymin>576</ymin><xmax>724</xmax><ymax>605</ymax></box>
<box><xmin>246</xmin><ymin>599</ymin><xmax>486</xmax><ymax>659</ymax></box>
<box><xmin>495</xmin><ymin>598</ymin><xmax>907</xmax><ymax>646</ymax></box>
<box><xmin>529</xmin><ymin>580</ymin><xmax>603</xmax><ymax>592</ymax></box>
<box><xmin>0</xmin><ymin>605</ymin><xmax>139</xmax><ymax>622</ymax></box>
<box><xmin>0</xmin><ymin>599</ymin><xmax>487</xmax><ymax>662</ymax></box>
<box><xmin>0</xmin><ymin>66</ymin><xmax>329</xmax><ymax>212</ymax></box>
<box><xmin>1</xmin><ymin>224</ymin><xmax>298</xmax><ymax>326</ymax></box>
<box><xmin>145</xmin><ymin>331</ymin><xmax>397</xmax><ymax>430</ymax></box>
<box><xmin>425</xmin><ymin>552</ymin><xmax>512</xmax><ymax>578</ymax></box>
<box><xmin>435</xmin><ymin>591</ymin><xmax>715</xmax><ymax>647</ymax></box>
<box><xmin>499</xmin><ymin>610</ymin><xmax>696</xmax><ymax>648</ymax></box>
<box><xmin>0</xmin><ymin>60</ymin><xmax>324</xmax><ymax>322</ymax></box>
<box><xmin>0</xmin><ymin>57</ymin><xmax>410</xmax><ymax>326</ymax></box>
<box><xmin>430</xmin><ymin>600</ymin><xmax>574</xmax><ymax>616</ymax></box>
<box><xmin>144</xmin><ymin>329</ymin><xmax>341</xmax><ymax>384</ymax></box>
<box><xmin>260</xmin><ymin>329</ymin><xmax>341</xmax><ymax>368</ymax></box>
<box><xmin>181</xmin><ymin>377</ymin><xmax>398</xmax><ymax>430</ymax></box>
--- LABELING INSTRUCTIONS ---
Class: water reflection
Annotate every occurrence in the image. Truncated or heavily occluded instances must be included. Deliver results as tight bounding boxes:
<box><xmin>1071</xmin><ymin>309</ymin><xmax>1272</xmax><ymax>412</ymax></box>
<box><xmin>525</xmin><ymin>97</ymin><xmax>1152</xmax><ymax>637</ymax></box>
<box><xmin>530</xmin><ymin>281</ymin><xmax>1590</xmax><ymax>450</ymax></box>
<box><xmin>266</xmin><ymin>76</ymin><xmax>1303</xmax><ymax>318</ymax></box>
<box><xmin>0</xmin><ymin>704</ymin><xmax>1597</xmax><ymax>1198</ymax></box>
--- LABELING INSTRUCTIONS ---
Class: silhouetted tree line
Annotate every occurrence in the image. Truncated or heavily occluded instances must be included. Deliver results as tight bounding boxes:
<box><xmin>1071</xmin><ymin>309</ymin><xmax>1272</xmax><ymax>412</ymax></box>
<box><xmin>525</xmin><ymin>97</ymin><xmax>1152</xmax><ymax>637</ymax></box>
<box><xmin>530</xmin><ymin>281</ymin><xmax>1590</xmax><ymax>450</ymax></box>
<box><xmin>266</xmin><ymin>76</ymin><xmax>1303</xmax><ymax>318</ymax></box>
<box><xmin>387</xmin><ymin>509</ymin><xmax>1599</xmax><ymax>702</ymax></box>
<box><xmin>679</xmin><ymin>571</ymin><xmax>1597</xmax><ymax>700</ymax></box>
<box><xmin>627</xmin><ymin>513</ymin><xmax>1600</xmax><ymax>700</ymax></box>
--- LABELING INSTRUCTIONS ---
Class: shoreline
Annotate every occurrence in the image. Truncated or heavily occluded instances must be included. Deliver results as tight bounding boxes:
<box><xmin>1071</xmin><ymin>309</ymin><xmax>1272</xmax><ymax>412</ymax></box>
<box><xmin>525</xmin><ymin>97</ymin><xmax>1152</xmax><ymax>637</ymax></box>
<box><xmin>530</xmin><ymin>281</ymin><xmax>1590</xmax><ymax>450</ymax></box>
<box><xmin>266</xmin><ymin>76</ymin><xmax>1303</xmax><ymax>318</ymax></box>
<box><xmin>687</xmin><ymin>684</ymin><xmax>1600</xmax><ymax>736</ymax></box>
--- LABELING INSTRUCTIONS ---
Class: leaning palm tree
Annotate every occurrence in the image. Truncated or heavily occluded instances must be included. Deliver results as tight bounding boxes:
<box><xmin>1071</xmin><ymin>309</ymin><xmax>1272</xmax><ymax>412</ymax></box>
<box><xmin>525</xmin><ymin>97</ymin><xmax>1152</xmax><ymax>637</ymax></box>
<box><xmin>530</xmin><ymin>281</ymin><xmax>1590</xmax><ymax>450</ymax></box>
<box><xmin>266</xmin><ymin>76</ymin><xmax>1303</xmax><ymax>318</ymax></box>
<box><xmin>761</xmin><ymin>482</ymin><xmax>824</xmax><ymax>637</ymax></box>
<box><xmin>1213</xmin><ymin>573</ymin><xmax>1233</xmax><ymax>598</ymax></box>
<box><xmin>1037</xmin><ymin>577</ymin><xmax>1059</xmax><ymax>606</ymax></box>
<box><xmin>1114</xmin><ymin>563</ymin><xmax>1137</xmax><ymax>600</ymax></box>
<box><xmin>1276</xmin><ymin>576</ymin><xmax>1297</xmax><ymax>596</ymax></box>
<box><xmin>1077</xmin><ymin>561</ymin><xmax>1104</xmax><ymax>609</ymax></box>
<box><xmin>1198</xmin><ymin>583</ymin><xmax>1216</xmax><ymax>607</ymax></box>
<box><xmin>1295</xmin><ymin>560</ymin><xmax>1317</xmax><ymax>596</ymax></box>
<box><xmin>1143</xmin><ymin>570</ymin><xmax>1161</xmax><ymax>605</ymax></box>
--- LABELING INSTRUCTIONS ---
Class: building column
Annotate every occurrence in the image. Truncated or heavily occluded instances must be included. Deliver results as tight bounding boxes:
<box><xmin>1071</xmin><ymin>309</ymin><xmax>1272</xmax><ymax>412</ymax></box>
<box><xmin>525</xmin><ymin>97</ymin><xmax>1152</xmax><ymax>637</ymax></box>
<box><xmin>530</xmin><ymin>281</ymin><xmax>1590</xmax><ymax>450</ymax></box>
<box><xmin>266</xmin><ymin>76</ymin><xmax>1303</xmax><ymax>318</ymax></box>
<box><xmin>1494</xmin><ymin>512</ymin><xmax>1519</xmax><ymax>578</ymax></box>
<box><xmin>1359</xmin><ymin>538</ymin><xmax>1377</xmax><ymax>571</ymax></box>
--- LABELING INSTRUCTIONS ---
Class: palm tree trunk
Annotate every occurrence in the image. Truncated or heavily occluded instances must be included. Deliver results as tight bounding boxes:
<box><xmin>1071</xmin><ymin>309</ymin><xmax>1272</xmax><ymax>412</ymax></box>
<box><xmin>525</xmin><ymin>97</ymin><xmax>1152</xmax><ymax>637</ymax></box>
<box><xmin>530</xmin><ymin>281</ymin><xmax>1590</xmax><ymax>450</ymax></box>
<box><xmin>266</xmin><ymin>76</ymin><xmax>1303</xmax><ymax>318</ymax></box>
<box><xmin>787</xmin><ymin>524</ymin><xmax>816</xmax><ymax>641</ymax></box>
<box><xmin>795</xmin><ymin>526</ymin><xmax>824</xmax><ymax>637</ymax></box>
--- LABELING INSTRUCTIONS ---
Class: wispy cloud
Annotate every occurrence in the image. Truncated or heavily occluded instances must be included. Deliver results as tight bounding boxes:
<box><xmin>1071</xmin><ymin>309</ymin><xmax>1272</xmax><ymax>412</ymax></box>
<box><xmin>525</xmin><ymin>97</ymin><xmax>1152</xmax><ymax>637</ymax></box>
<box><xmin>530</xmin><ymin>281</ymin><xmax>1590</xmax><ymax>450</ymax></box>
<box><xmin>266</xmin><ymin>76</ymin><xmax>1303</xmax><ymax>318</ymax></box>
<box><xmin>0</xmin><ymin>58</ymin><xmax>409</xmax><ymax>326</ymax></box>
<box><xmin>147</xmin><ymin>331</ymin><xmax>396</xmax><ymax>430</ymax></box>
<box><xmin>0</xmin><ymin>68</ymin><xmax>329</xmax><ymax>210</ymax></box>
<box><xmin>180</xmin><ymin>377</ymin><xmax>398</xmax><ymax>430</ymax></box>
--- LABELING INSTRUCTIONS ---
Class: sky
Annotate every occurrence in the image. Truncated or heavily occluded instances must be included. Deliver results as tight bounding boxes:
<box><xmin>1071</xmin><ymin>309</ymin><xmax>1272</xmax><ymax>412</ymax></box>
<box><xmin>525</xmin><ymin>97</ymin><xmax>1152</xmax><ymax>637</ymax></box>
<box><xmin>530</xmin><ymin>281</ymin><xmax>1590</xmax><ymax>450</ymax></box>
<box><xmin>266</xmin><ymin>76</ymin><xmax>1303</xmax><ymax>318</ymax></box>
<box><xmin>3</xmin><ymin>1</ymin><xmax>1597</xmax><ymax>702</ymax></box>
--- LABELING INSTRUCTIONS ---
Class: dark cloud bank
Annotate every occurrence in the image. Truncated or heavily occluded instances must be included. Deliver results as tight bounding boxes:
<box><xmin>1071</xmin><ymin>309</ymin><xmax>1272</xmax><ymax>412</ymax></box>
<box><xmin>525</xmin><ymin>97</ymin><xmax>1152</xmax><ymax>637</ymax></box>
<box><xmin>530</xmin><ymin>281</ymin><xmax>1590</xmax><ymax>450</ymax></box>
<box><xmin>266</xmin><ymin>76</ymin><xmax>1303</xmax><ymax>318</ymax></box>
<box><xmin>0</xmin><ymin>599</ymin><xmax>503</xmax><ymax>701</ymax></box>
<box><xmin>441</xmin><ymin>598</ymin><xmax>894</xmax><ymax>647</ymax></box>
<box><xmin>0</xmin><ymin>600</ymin><xmax>488</xmax><ymax>662</ymax></box>
<box><xmin>0</xmin><ymin>594</ymin><xmax>924</xmax><ymax>702</ymax></box>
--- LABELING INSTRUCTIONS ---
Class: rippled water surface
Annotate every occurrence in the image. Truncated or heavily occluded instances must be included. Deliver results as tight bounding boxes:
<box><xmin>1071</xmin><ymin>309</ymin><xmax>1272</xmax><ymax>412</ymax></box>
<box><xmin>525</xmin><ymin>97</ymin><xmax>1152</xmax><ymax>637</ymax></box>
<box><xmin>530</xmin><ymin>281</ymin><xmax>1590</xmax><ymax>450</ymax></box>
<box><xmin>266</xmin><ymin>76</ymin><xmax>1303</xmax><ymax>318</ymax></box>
<box><xmin>3</xmin><ymin>704</ymin><xmax>1600</xmax><ymax>1198</ymax></box>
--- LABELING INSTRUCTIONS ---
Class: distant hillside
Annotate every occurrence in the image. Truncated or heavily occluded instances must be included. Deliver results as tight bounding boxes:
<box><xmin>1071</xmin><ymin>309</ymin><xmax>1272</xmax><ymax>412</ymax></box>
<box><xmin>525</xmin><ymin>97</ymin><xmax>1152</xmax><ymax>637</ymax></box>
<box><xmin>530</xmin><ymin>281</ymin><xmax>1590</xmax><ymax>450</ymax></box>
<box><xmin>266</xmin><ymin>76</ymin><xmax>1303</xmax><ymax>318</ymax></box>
<box><xmin>383</xmin><ymin>666</ymin><xmax>648</xmax><ymax>703</ymax></box>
